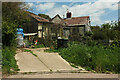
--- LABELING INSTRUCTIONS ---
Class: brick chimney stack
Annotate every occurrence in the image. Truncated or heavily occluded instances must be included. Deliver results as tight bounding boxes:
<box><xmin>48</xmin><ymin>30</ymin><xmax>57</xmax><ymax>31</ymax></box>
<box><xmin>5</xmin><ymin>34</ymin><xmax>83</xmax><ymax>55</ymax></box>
<box><xmin>66</xmin><ymin>9</ymin><xmax>72</xmax><ymax>18</ymax></box>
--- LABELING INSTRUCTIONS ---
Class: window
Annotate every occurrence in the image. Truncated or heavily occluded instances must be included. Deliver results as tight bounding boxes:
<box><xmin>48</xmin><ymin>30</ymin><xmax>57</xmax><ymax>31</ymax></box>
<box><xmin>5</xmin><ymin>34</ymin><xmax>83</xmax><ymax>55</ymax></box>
<box><xmin>63</xmin><ymin>29</ymin><xmax>70</xmax><ymax>39</ymax></box>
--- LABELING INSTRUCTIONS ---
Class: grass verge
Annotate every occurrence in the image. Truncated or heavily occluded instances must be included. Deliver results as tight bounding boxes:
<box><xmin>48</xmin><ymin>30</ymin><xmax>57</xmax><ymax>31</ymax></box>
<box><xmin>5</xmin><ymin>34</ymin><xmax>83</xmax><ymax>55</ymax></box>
<box><xmin>2</xmin><ymin>46</ymin><xmax>20</xmax><ymax>75</ymax></box>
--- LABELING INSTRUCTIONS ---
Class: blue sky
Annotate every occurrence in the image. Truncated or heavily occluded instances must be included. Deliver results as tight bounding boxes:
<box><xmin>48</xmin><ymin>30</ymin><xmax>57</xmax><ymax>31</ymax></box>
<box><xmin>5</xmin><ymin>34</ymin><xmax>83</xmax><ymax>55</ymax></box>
<box><xmin>23</xmin><ymin>0</ymin><xmax>119</xmax><ymax>26</ymax></box>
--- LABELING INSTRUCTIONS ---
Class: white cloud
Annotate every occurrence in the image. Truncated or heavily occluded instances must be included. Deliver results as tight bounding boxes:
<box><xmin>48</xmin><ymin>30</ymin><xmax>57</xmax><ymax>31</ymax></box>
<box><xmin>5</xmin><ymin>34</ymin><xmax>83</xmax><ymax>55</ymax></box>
<box><xmin>90</xmin><ymin>11</ymin><xmax>105</xmax><ymax>25</ymax></box>
<box><xmin>105</xmin><ymin>20</ymin><xmax>111</xmax><ymax>24</ymax></box>
<box><xmin>36</xmin><ymin>3</ymin><xmax>55</xmax><ymax>11</ymax></box>
<box><xmin>21</xmin><ymin>3</ymin><xmax>34</xmax><ymax>10</ymax></box>
<box><xmin>36</xmin><ymin>1</ymin><xmax>41</xmax><ymax>3</ymax></box>
<box><xmin>110</xmin><ymin>3</ymin><xmax>118</xmax><ymax>10</ymax></box>
<box><xmin>46</xmin><ymin>6</ymin><xmax>66</xmax><ymax>18</ymax></box>
<box><xmin>27</xmin><ymin>3</ymin><xmax>34</xmax><ymax>7</ymax></box>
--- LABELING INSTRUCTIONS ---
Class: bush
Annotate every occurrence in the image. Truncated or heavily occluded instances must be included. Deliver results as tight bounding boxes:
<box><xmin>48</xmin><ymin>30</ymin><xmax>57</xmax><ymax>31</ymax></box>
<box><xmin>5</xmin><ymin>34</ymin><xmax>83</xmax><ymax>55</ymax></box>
<box><xmin>2</xmin><ymin>20</ymin><xmax>18</xmax><ymax>46</ymax></box>
<box><xmin>92</xmin><ymin>31</ymin><xmax>108</xmax><ymax>40</ymax></box>
<box><xmin>34</xmin><ymin>44</ymin><xmax>45</xmax><ymax>48</ymax></box>
<box><xmin>59</xmin><ymin>42</ymin><xmax>120</xmax><ymax>73</ymax></box>
<box><xmin>2</xmin><ymin>46</ymin><xmax>19</xmax><ymax>74</ymax></box>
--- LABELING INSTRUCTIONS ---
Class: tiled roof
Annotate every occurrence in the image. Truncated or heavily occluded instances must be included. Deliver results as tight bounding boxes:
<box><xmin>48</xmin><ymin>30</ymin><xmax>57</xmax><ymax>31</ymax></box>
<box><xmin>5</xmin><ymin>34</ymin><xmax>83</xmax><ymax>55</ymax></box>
<box><xmin>28</xmin><ymin>12</ymin><xmax>49</xmax><ymax>23</ymax></box>
<box><xmin>64</xmin><ymin>16</ymin><xmax>90</xmax><ymax>26</ymax></box>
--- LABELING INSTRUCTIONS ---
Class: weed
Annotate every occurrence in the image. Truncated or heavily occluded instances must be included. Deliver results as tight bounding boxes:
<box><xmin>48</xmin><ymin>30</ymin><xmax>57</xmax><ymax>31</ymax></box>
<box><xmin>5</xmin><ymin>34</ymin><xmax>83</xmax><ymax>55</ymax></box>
<box><xmin>24</xmin><ymin>49</ymin><xmax>37</xmax><ymax>57</ymax></box>
<box><xmin>50</xmin><ymin>69</ymin><xmax>52</xmax><ymax>72</ymax></box>
<box><xmin>70</xmin><ymin>63</ymin><xmax>78</xmax><ymax>68</ymax></box>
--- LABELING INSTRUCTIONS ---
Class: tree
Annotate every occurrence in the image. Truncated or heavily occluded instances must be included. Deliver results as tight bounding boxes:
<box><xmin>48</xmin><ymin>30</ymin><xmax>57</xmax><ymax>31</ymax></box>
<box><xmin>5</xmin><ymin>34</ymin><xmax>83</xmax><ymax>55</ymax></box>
<box><xmin>2</xmin><ymin>2</ymin><xmax>30</xmax><ymax>46</ymax></box>
<box><xmin>38</xmin><ymin>13</ymin><xmax>51</xmax><ymax>20</ymax></box>
<box><xmin>91</xmin><ymin>22</ymin><xmax>120</xmax><ymax>41</ymax></box>
<box><xmin>90</xmin><ymin>26</ymin><xmax>101</xmax><ymax>32</ymax></box>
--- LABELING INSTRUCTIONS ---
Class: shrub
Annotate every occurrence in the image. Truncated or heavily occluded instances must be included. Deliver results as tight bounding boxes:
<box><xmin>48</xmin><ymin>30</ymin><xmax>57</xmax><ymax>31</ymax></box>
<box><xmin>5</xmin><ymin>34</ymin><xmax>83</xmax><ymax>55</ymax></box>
<box><xmin>92</xmin><ymin>31</ymin><xmax>108</xmax><ymax>40</ymax></box>
<box><xmin>34</xmin><ymin>44</ymin><xmax>45</xmax><ymax>48</ymax></box>
<box><xmin>2</xmin><ymin>46</ymin><xmax>19</xmax><ymax>74</ymax></box>
<box><xmin>59</xmin><ymin>42</ymin><xmax>120</xmax><ymax>73</ymax></box>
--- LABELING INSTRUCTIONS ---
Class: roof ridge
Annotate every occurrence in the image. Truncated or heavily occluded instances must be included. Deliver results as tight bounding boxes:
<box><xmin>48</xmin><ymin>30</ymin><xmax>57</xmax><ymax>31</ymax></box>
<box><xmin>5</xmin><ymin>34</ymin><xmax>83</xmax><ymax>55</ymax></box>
<box><xmin>72</xmin><ymin>16</ymin><xmax>89</xmax><ymax>18</ymax></box>
<box><xmin>64</xmin><ymin>16</ymin><xmax>89</xmax><ymax>20</ymax></box>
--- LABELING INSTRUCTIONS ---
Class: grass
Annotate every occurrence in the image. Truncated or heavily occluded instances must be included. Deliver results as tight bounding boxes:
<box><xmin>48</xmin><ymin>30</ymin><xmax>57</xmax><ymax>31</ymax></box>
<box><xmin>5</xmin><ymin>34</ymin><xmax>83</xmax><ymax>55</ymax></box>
<box><xmin>24</xmin><ymin>49</ymin><xmax>37</xmax><ymax>57</ymax></box>
<box><xmin>2</xmin><ymin>46</ymin><xmax>20</xmax><ymax>75</ymax></box>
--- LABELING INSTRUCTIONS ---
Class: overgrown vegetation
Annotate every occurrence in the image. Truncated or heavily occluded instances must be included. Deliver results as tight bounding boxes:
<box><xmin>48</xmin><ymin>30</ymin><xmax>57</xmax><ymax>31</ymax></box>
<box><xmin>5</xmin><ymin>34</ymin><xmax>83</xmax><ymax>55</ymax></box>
<box><xmin>2</xmin><ymin>46</ymin><xmax>19</xmax><ymax>74</ymax></box>
<box><xmin>59</xmin><ymin>42</ymin><xmax>120</xmax><ymax>73</ymax></box>
<box><xmin>59</xmin><ymin>21</ymin><xmax>120</xmax><ymax>73</ymax></box>
<box><xmin>91</xmin><ymin>22</ymin><xmax>120</xmax><ymax>41</ymax></box>
<box><xmin>38</xmin><ymin>13</ymin><xmax>51</xmax><ymax>20</ymax></box>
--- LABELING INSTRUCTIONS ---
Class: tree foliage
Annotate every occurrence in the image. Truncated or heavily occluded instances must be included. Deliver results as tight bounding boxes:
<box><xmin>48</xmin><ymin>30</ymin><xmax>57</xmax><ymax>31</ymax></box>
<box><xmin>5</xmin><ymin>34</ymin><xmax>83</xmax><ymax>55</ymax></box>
<box><xmin>38</xmin><ymin>13</ymin><xmax>51</xmax><ymax>20</ymax></box>
<box><xmin>91</xmin><ymin>21</ymin><xmax>120</xmax><ymax>41</ymax></box>
<box><xmin>2</xmin><ymin>2</ymin><xmax>30</xmax><ymax>46</ymax></box>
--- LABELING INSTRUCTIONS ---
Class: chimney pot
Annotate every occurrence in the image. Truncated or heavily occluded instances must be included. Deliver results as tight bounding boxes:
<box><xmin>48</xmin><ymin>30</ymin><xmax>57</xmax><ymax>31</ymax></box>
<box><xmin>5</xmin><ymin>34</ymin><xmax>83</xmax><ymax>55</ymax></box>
<box><xmin>66</xmin><ymin>11</ymin><xmax>72</xmax><ymax>18</ymax></box>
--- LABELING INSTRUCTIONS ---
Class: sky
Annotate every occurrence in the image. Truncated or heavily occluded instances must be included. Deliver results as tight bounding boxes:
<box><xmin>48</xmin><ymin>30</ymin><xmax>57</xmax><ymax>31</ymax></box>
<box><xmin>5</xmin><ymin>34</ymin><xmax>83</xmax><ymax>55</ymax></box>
<box><xmin>23</xmin><ymin>0</ymin><xmax>119</xmax><ymax>26</ymax></box>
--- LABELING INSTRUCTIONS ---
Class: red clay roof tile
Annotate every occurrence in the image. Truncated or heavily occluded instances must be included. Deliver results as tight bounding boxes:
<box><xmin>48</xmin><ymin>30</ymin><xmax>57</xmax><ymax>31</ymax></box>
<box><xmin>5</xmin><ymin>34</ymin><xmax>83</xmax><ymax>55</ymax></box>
<box><xmin>64</xmin><ymin>16</ymin><xmax>89</xmax><ymax>26</ymax></box>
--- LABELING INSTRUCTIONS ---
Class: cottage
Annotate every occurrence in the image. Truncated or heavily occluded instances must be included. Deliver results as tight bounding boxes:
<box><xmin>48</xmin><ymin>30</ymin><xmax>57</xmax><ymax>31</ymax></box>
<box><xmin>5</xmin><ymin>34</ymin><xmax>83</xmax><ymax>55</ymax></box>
<box><xmin>23</xmin><ymin>12</ymin><xmax>51</xmax><ymax>42</ymax></box>
<box><xmin>23</xmin><ymin>12</ymin><xmax>62</xmax><ymax>44</ymax></box>
<box><xmin>51</xmin><ymin>11</ymin><xmax>91</xmax><ymax>40</ymax></box>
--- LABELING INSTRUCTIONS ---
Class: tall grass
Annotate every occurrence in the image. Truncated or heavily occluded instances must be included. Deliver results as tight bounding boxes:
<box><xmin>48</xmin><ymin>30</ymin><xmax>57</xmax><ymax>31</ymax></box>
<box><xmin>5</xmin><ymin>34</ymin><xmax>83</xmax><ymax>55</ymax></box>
<box><xmin>59</xmin><ymin>42</ymin><xmax>120</xmax><ymax>73</ymax></box>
